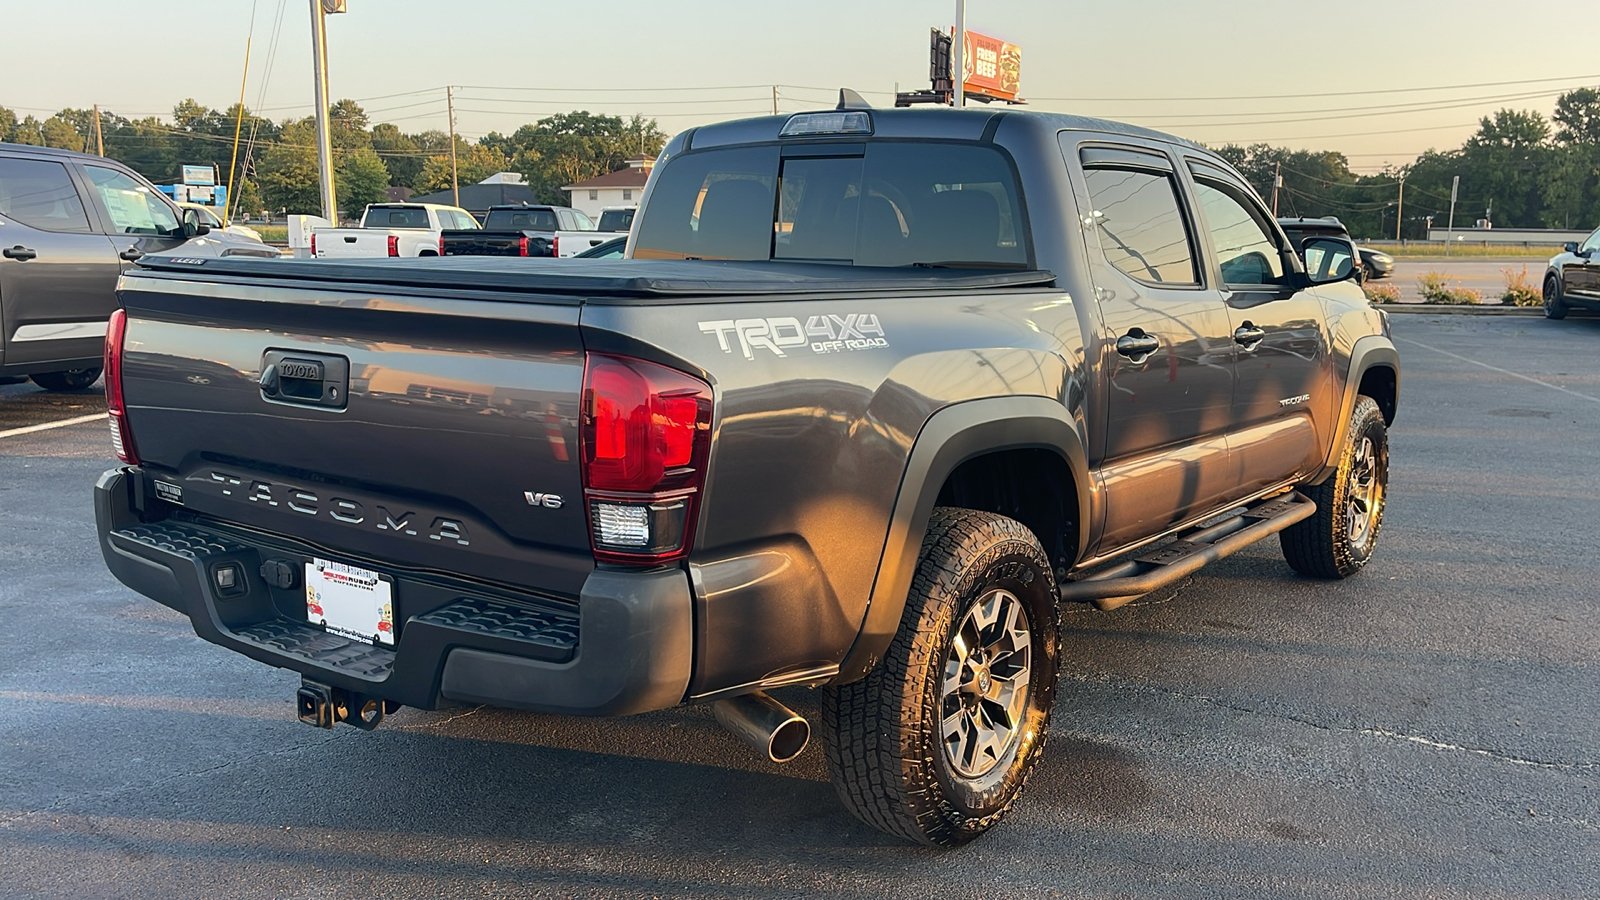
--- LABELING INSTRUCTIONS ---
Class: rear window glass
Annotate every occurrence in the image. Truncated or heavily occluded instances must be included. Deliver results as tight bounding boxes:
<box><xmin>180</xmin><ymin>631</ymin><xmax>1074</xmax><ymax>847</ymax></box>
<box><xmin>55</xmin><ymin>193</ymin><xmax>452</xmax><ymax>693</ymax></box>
<box><xmin>1082</xmin><ymin>167</ymin><xmax>1198</xmax><ymax>286</ymax></box>
<box><xmin>598</xmin><ymin>208</ymin><xmax>635</xmax><ymax>232</ymax></box>
<box><xmin>486</xmin><ymin>208</ymin><xmax>558</xmax><ymax>231</ymax></box>
<box><xmin>366</xmin><ymin>206</ymin><xmax>431</xmax><ymax>229</ymax></box>
<box><xmin>633</xmin><ymin>142</ymin><xmax>1028</xmax><ymax>267</ymax></box>
<box><xmin>0</xmin><ymin>157</ymin><xmax>91</xmax><ymax>233</ymax></box>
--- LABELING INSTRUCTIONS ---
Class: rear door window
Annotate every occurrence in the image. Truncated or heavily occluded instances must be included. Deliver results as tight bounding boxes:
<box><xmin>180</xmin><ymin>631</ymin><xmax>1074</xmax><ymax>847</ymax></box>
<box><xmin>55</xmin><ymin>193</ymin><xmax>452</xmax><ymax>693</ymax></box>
<box><xmin>0</xmin><ymin>157</ymin><xmax>92</xmax><ymax>232</ymax></box>
<box><xmin>1080</xmin><ymin>165</ymin><xmax>1198</xmax><ymax>286</ymax></box>
<box><xmin>632</xmin><ymin>142</ymin><xmax>1028</xmax><ymax>267</ymax></box>
<box><xmin>84</xmin><ymin>165</ymin><xmax>180</xmax><ymax>236</ymax></box>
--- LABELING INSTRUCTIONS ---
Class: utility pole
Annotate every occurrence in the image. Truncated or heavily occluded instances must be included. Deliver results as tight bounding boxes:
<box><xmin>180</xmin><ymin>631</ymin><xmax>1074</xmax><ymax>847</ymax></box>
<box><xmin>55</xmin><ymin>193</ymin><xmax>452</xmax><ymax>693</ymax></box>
<box><xmin>1445</xmin><ymin>174</ymin><xmax>1459</xmax><ymax>256</ymax></box>
<box><xmin>446</xmin><ymin>85</ymin><xmax>460</xmax><ymax>208</ymax></box>
<box><xmin>1395</xmin><ymin>175</ymin><xmax>1405</xmax><ymax>241</ymax></box>
<box><xmin>92</xmin><ymin>104</ymin><xmax>104</xmax><ymax>156</ymax></box>
<box><xmin>308</xmin><ymin>0</ymin><xmax>342</xmax><ymax>223</ymax></box>
<box><xmin>1271</xmin><ymin>162</ymin><xmax>1281</xmax><ymax>216</ymax></box>
<box><xmin>953</xmin><ymin>0</ymin><xmax>966</xmax><ymax>107</ymax></box>
<box><xmin>772</xmin><ymin>85</ymin><xmax>778</xmax><ymax>115</ymax></box>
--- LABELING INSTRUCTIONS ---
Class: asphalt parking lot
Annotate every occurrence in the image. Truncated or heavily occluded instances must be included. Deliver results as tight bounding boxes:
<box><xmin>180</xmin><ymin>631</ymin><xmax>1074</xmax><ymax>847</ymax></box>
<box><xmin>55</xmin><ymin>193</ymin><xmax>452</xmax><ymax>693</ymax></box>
<box><xmin>2</xmin><ymin>313</ymin><xmax>1598</xmax><ymax>898</ymax></box>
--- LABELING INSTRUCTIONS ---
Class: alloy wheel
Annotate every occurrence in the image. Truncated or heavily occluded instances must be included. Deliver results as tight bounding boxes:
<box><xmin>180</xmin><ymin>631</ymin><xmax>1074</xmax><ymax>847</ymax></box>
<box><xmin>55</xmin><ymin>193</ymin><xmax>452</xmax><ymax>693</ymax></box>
<box><xmin>940</xmin><ymin>588</ymin><xmax>1032</xmax><ymax>779</ymax></box>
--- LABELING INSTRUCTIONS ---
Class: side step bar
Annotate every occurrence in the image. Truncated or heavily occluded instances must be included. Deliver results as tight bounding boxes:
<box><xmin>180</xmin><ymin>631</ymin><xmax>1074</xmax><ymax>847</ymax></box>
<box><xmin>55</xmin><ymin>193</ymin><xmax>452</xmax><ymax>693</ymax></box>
<box><xmin>1059</xmin><ymin>492</ymin><xmax>1317</xmax><ymax>611</ymax></box>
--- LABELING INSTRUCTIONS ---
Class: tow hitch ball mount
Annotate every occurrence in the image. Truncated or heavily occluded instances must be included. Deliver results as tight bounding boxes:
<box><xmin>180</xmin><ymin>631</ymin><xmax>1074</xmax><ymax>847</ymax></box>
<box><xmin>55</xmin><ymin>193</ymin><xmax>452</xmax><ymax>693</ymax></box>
<box><xmin>296</xmin><ymin>679</ymin><xmax>398</xmax><ymax>731</ymax></box>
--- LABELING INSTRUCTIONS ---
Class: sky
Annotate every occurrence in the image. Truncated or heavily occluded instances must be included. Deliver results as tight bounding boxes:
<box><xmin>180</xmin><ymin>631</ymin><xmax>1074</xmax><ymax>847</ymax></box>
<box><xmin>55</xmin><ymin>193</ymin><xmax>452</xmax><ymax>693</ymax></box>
<box><xmin>2</xmin><ymin>0</ymin><xmax>1592</xmax><ymax>174</ymax></box>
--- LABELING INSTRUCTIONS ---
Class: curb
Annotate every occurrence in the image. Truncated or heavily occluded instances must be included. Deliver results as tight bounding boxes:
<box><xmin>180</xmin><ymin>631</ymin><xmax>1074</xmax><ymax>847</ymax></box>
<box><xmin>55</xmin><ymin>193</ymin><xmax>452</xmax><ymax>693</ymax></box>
<box><xmin>1378</xmin><ymin>305</ymin><xmax>1543</xmax><ymax>316</ymax></box>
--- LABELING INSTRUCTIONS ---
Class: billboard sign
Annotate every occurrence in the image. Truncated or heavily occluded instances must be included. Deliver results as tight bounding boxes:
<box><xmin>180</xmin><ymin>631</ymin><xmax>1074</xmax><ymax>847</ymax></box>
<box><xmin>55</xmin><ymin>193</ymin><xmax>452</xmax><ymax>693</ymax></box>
<box><xmin>961</xmin><ymin>30</ymin><xmax>1021</xmax><ymax>101</ymax></box>
<box><xmin>181</xmin><ymin>165</ymin><xmax>215</xmax><ymax>186</ymax></box>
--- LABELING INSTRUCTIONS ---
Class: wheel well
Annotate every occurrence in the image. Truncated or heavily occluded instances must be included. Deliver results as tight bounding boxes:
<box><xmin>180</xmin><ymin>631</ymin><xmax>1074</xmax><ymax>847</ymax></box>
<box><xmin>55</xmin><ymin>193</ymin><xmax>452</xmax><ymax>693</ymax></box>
<box><xmin>935</xmin><ymin>448</ymin><xmax>1080</xmax><ymax>574</ymax></box>
<box><xmin>1358</xmin><ymin>365</ymin><xmax>1397</xmax><ymax>424</ymax></box>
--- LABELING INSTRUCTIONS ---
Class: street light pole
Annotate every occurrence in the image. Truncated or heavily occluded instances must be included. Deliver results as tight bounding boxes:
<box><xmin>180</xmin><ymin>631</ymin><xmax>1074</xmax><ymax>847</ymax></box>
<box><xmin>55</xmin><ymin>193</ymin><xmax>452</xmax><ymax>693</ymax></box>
<box><xmin>309</xmin><ymin>0</ymin><xmax>338</xmax><ymax>222</ymax></box>
<box><xmin>953</xmin><ymin>0</ymin><xmax>966</xmax><ymax>108</ymax></box>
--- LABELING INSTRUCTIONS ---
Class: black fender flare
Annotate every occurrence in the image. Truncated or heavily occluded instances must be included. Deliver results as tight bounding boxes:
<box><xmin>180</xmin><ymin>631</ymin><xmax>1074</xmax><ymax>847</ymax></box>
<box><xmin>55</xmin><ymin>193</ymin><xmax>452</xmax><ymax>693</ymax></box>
<box><xmin>1313</xmin><ymin>334</ymin><xmax>1399</xmax><ymax>484</ymax></box>
<box><xmin>833</xmin><ymin>396</ymin><xmax>1091</xmax><ymax>684</ymax></box>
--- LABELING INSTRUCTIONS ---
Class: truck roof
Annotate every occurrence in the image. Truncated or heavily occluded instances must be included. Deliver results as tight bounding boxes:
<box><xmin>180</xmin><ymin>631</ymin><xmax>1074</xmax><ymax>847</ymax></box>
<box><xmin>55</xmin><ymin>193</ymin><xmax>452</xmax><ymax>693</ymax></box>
<box><xmin>130</xmin><ymin>255</ymin><xmax>1055</xmax><ymax>301</ymax></box>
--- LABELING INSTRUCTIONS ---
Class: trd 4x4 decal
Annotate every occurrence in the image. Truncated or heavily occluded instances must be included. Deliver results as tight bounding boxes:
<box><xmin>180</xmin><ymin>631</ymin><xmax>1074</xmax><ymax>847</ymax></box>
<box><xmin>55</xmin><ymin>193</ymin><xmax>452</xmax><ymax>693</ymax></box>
<box><xmin>698</xmin><ymin>314</ymin><xmax>888</xmax><ymax>359</ymax></box>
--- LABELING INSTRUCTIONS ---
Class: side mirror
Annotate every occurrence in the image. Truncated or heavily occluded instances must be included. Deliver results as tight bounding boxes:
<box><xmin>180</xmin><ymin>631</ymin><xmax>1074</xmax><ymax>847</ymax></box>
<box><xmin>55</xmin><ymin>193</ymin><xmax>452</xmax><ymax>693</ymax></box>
<box><xmin>180</xmin><ymin>208</ymin><xmax>210</xmax><ymax>239</ymax></box>
<box><xmin>1299</xmin><ymin>236</ymin><xmax>1358</xmax><ymax>285</ymax></box>
<box><xmin>1565</xmin><ymin>241</ymin><xmax>1581</xmax><ymax>255</ymax></box>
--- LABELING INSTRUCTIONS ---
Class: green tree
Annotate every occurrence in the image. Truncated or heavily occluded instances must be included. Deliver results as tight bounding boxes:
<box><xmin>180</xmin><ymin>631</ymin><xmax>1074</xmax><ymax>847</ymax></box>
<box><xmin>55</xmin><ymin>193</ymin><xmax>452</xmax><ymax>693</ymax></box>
<box><xmin>256</xmin><ymin>119</ymin><xmax>321</xmax><ymax>215</ymax></box>
<box><xmin>415</xmin><ymin>140</ymin><xmax>505</xmax><ymax>194</ymax></box>
<box><xmin>1553</xmin><ymin>88</ymin><xmax>1600</xmax><ymax>145</ymax></box>
<box><xmin>512</xmin><ymin>111</ymin><xmax>666</xmax><ymax>204</ymax></box>
<box><xmin>339</xmin><ymin>146</ymin><xmax>390</xmax><ymax>214</ymax></box>
<box><xmin>370</xmin><ymin>123</ymin><xmax>422</xmax><ymax>188</ymax></box>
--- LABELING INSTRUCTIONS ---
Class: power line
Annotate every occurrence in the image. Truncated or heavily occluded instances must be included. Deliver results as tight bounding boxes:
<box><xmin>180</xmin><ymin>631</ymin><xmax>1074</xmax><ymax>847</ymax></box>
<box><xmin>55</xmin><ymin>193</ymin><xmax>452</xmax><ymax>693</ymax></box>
<box><xmin>1027</xmin><ymin>72</ymin><xmax>1600</xmax><ymax>103</ymax></box>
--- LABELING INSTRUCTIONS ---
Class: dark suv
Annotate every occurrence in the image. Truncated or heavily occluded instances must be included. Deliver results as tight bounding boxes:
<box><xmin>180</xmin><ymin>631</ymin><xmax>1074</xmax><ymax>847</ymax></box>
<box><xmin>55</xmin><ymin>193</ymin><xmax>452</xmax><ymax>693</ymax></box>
<box><xmin>0</xmin><ymin>143</ymin><xmax>259</xmax><ymax>390</ymax></box>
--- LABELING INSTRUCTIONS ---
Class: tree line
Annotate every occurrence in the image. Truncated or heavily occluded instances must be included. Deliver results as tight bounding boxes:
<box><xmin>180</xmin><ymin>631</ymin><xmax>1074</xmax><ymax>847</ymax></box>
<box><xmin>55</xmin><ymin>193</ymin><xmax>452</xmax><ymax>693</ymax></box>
<box><xmin>0</xmin><ymin>98</ymin><xmax>667</xmax><ymax>219</ymax></box>
<box><xmin>1217</xmin><ymin>88</ymin><xmax>1600</xmax><ymax>240</ymax></box>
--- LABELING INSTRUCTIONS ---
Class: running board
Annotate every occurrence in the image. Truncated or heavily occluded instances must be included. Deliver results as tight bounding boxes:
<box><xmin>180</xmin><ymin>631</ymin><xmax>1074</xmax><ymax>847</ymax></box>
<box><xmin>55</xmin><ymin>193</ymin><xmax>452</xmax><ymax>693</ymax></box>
<box><xmin>1059</xmin><ymin>492</ymin><xmax>1317</xmax><ymax>611</ymax></box>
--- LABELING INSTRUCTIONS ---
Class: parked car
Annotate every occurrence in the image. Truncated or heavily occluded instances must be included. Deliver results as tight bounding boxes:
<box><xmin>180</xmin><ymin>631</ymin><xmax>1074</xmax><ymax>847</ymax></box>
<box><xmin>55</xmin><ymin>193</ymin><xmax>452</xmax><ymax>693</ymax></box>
<box><xmin>1540</xmin><ymin>229</ymin><xmax>1600</xmax><ymax>319</ymax></box>
<box><xmin>97</xmin><ymin>107</ymin><xmax>1397</xmax><ymax>846</ymax></box>
<box><xmin>310</xmin><ymin>203</ymin><xmax>477</xmax><ymax>259</ymax></box>
<box><xmin>574</xmin><ymin>235</ymin><xmax>626</xmax><ymax>258</ymax></box>
<box><xmin>596</xmin><ymin>206</ymin><xmax>637</xmax><ymax>233</ymax></box>
<box><xmin>1278</xmin><ymin>216</ymin><xmax>1368</xmax><ymax>282</ymax></box>
<box><xmin>439</xmin><ymin>204</ymin><xmax>612</xmax><ymax>258</ymax></box>
<box><xmin>0</xmin><ymin>142</ymin><xmax>269</xmax><ymax>391</ymax></box>
<box><xmin>178</xmin><ymin>202</ymin><xmax>265</xmax><ymax>243</ymax></box>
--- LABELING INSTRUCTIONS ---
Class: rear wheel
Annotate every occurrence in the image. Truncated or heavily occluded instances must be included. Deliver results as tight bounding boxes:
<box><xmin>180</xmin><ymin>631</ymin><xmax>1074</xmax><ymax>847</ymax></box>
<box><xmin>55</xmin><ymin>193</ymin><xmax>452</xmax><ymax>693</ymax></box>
<box><xmin>1281</xmin><ymin>396</ymin><xmax>1388</xmax><ymax>578</ymax></box>
<box><xmin>1544</xmin><ymin>275</ymin><xmax>1568</xmax><ymax>320</ymax></box>
<box><xmin>30</xmin><ymin>367</ymin><xmax>102</xmax><ymax>392</ymax></box>
<box><xmin>821</xmin><ymin>508</ymin><xmax>1059</xmax><ymax>846</ymax></box>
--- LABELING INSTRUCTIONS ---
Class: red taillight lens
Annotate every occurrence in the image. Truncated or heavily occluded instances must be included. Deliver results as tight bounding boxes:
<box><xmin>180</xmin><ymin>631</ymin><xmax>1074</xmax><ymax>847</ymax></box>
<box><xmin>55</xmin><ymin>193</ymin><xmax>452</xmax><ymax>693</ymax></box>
<box><xmin>580</xmin><ymin>353</ymin><xmax>712</xmax><ymax>564</ymax></box>
<box><xmin>438</xmin><ymin>233</ymin><xmax>445</xmax><ymax>255</ymax></box>
<box><xmin>310</xmin><ymin>232</ymin><xmax>318</xmax><ymax>256</ymax></box>
<box><xmin>552</xmin><ymin>234</ymin><xmax>560</xmax><ymax>257</ymax></box>
<box><xmin>387</xmin><ymin>234</ymin><xmax>400</xmax><ymax>257</ymax></box>
<box><xmin>104</xmin><ymin>308</ymin><xmax>138</xmax><ymax>465</ymax></box>
<box><xmin>519</xmin><ymin>235</ymin><xmax>529</xmax><ymax>257</ymax></box>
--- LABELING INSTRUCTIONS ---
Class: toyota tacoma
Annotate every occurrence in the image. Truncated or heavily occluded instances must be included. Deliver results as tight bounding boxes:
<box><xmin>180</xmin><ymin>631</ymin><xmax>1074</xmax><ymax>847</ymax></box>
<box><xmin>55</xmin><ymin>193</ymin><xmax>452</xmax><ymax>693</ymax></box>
<box><xmin>95</xmin><ymin>105</ymin><xmax>1398</xmax><ymax>846</ymax></box>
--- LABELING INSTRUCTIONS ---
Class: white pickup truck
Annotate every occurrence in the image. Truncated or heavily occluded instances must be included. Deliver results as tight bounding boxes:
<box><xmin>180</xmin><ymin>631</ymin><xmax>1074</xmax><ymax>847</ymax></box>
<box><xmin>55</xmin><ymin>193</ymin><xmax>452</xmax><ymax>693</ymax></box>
<box><xmin>310</xmin><ymin>203</ymin><xmax>478</xmax><ymax>259</ymax></box>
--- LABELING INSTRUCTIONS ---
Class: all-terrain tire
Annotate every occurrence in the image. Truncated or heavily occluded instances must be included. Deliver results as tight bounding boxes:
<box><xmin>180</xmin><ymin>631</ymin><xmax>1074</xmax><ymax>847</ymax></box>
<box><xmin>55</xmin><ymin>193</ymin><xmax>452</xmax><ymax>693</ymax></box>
<box><xmin>820</xmin><ymin>508</ymin><xmax>1060</xmax><ymax>846</ymax></box>
<box><xmin>1544</xmin><ymin>275</ymin><xmax>1568</xmax><ymax>320</ymax></box>
<box><xmin>29</xmin><ymin>367</ymin><xmax>102</xmax><ymax>392</ymax></box>
<box><xmin>1281</xmin><ymin>396</ymin><xmax>1388</xmax><ymax>578</ymax></box>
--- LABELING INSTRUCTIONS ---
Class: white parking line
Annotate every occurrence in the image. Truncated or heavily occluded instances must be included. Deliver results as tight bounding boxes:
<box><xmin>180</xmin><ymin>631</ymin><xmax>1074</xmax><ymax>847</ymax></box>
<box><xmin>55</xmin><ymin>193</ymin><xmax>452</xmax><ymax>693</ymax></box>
<box><xmin>1396</xmin><ymin>336</ymin><xmax>1600</xmax><ymax>406</ymax></box>
<box><xmin>0</xmin><ymin>412</ymin><xmax>107</xmax><ymax>439</ymax></box>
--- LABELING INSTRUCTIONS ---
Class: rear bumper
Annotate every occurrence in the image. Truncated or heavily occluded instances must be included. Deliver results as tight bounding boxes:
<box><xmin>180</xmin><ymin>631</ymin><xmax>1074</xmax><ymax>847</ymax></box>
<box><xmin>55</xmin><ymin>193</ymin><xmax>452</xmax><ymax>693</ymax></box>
<box><xmin>94</xmin><ymin>467</ymin><xmax>692</xmax><ymax>716</ymax></box>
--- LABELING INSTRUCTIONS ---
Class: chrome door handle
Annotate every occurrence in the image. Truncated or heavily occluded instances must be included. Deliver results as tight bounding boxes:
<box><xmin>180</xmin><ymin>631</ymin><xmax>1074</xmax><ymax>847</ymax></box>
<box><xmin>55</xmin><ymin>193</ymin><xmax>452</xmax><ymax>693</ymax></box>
<box><xmin>1234</xmin><ymin>324</ymin><xmax>1266</xmax><ymax>346</ymax></box>
<box><xmin>1116</xmin><ymin>331</ymin><xmax>1160</xmax><ymax>359</ymax></box>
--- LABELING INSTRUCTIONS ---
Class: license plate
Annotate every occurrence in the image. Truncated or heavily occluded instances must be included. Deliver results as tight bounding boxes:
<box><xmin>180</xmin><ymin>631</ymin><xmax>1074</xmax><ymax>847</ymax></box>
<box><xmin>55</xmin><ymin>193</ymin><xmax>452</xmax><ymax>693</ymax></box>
<box><xmin>305</xmin><ymin>558</ymin><xmax>394</xmax><ymax>645</ymax></box>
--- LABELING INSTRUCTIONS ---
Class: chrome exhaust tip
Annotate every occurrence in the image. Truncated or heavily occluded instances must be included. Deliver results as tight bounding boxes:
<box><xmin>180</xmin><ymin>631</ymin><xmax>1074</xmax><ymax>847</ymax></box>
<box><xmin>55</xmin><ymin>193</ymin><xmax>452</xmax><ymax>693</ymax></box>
<box><xmin>713</xmin><ymin>691</ymin><xmax>810</xmax><ymax>763</ymax></box>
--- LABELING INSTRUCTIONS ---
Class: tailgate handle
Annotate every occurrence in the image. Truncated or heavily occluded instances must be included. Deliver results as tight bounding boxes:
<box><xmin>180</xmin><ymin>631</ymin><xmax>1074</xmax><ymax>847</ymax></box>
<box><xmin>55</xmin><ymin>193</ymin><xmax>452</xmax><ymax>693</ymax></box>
<box><xmin>344</xmin><ymin>236</ymin><xmax>357</xmax><ymax>243</ymax></box>
<box><xmin>260</xmin><ymin>350</ymin><xmax>349</xmax><ymax>410</ymax></box>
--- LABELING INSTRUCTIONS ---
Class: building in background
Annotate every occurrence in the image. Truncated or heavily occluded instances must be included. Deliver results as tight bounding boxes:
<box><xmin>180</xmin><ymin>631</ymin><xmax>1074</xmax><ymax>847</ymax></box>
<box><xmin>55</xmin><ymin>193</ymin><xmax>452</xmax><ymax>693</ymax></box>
<box><xmin>562</xmin><ymin>155</ymin><xmax>654</xmax><ymax>219</ymax></box>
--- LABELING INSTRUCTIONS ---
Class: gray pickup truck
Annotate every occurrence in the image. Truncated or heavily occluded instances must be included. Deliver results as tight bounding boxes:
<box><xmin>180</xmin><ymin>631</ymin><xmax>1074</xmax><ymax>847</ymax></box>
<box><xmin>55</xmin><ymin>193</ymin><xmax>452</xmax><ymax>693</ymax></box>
<box><xmin>95</xmin><ymin>106</ymin><xmax>1398</xmax><ymax>846</ymax></box>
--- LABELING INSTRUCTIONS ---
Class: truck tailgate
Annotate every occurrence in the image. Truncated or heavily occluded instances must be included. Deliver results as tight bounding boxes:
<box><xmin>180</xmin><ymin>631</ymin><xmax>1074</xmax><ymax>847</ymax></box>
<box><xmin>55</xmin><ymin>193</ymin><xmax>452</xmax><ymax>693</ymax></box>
<box><xmin>115</xmin><ymin>269</ymin><xmax>593</xmax><ymax>596</ymax></box>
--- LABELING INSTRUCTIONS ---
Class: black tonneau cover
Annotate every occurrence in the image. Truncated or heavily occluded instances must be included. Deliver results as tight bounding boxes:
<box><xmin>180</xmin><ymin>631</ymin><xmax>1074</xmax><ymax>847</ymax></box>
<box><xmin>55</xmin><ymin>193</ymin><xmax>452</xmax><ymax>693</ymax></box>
<box><xmin>132</xmin><ymin>255</ymin><xmax>1056</xmax><ymax>299</ymax></box>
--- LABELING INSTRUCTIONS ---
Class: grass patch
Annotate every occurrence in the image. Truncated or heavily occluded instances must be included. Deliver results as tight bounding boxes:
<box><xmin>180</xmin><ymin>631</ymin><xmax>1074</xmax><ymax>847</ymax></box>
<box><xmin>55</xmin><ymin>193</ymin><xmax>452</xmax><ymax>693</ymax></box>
<box><xmin>1417</xmin><ymin>271</ymin><xmax>1483</xmax><ymax>305</ymax></box>
<box><xmin>1363</xmin><ymin>282</ymin><xmax>1401</xmax><ymax>304</ymax></box>
<box><xmin>255</xmin><ymin>225</ymin><xmax>287</xmax><ymax>244</ymax></box>
<box><xmin>1372</xmin><ymin>243</ymin><xmax>1560</xmax><ymax>259</ymax></box>
<box><xmin>1499</xmin><ymin>265</ymin><xmax>1542</xmax><ymax>307</ymax></box>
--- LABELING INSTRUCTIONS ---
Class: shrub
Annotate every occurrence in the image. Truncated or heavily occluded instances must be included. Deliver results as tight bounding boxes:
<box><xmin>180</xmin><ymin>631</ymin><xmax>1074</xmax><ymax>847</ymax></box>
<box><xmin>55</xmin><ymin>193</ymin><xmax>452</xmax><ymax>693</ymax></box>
<box><xmin>1364</xmin><ymin>283</ymin><xmax>1401</xmax><ymax>304</ymax></box>
<box><xmin>1500</xmin><ymin>265</ymin><xmax>1542</xmax><ymax>307</ymax></box>
<box><xmin>1417</xmin><ymin>271</ymin><xmax>1482</xmax><ymax>305</ymax></box>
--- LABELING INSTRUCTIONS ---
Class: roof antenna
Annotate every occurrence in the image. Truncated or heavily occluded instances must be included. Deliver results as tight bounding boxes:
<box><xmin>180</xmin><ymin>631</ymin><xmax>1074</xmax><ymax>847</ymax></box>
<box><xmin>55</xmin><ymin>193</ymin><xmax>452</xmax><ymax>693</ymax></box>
<box><xmin>837</xmin><ymin>88</ymin><xmax>871</xmax><ymax>110</ymax></box>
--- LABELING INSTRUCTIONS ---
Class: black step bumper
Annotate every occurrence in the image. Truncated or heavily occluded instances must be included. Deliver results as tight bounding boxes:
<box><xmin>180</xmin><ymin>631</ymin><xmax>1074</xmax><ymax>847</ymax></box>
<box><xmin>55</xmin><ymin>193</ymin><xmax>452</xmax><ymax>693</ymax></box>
<box><xmin>94</xmin><ymin>467</ymin><xmax>692</xmax><ymax>716</ymax></box>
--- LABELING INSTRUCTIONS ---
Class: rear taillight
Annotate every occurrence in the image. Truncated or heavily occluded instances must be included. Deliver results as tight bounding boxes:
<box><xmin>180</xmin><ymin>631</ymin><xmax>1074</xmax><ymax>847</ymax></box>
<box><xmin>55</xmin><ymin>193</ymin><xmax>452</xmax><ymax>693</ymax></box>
<box><xmin>519</xmin><ymin>235</ymin><xmax>529</xmax><ymax>257</ymax></box>
<box><xmin>438</xmin><ymin>233</ymin><xmax>445</xmax><ymax>255</ymax></box>
<box><xmin>580</xmin><ymin>353</ymin><xmax>712</xmax><ymax>565</ymax></box>
<box><xmin>387</xmin><ymin>234</ymin><xmax>400</xmax><ymax>257</ymax></box>
<box><xmin>310</xmin><ymin>232</ymin><xmax>318</xmax><ymax>256</ymax></box>
<box><xmin>105</xmin><ymin>308</ymin><xmax>138</xmax><ymax>465</ymax></box>
<box><xmin>552</xmin><ymin>234</ymin><xmax>560</xmax><ymax>258</ymax></box>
